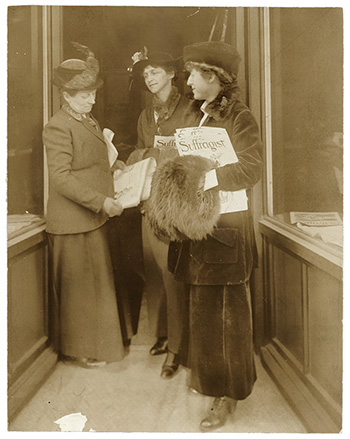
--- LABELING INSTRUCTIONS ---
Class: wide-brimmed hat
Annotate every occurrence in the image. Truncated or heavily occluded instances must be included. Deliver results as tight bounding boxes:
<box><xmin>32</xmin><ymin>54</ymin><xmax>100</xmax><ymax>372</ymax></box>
<box><xmin>183</xmin><ymin>41</ymin><xmax>241</xmax><ymax>79</ymax></box>
<box><xmin>53</xmin><ymin>42</ymin><xmax>103</xmax><ymax>91</ymax></box>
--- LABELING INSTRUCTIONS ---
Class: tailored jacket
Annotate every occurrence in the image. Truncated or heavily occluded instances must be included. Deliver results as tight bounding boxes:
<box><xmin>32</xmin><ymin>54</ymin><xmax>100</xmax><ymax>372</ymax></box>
<box><xmin>168</xmin><ymin>97</ymin><xmax>263</xmax><ymax>286</ymax></box>
<box><xmin>127</xmin><ymin>86</ymin><xmax>189</xmax><ymax>165</ymax></box>
<box><xmin>43</xmin><ymin>108</ymin><xmax>114</xmax><ymax>235</ymax></box>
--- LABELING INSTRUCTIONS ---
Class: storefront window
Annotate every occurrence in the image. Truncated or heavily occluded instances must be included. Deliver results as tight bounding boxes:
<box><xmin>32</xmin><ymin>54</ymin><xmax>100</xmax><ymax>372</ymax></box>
<box><xmin>268</xmin><ymin>8</ymin><xmax>343</xmax><ymax>247</ymax></box>
<box><xmin>8</xmin><ymin>6</ymin><xmax>45</xmax><ymax>237</ymax></box>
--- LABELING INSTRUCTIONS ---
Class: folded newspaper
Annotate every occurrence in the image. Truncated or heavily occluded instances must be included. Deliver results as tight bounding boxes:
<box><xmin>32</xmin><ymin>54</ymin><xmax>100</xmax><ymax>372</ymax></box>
<box><xmin>174</xmin><ymin>126</ymin><xmax>248</xmax><ymax>213</ymax></box>
<box><xmin>290</xmin><ymin>211</ymin><xmax>342</xmax><ymax>227</ymax></box>
<box><xmin>113</xmin><ymin>157</ymin><xmax>157</xmax><ymax>209</ymax></box>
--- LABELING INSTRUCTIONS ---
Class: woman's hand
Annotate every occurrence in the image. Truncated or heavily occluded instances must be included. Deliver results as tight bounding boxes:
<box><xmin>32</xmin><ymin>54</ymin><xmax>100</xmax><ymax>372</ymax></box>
<box><xmin>111</xmin><ymin>159</ymin><xmax>126</xmax><ymax>173</ymax></box>
<box><xmin>143</xmin><ymin>147</ymin><xmax>160</xmax><ymax>162</ymax></box>
<box><xmin>102</xmin><ymin>197</ymin><xmax>124</xmax><ymax>217</ymax></box>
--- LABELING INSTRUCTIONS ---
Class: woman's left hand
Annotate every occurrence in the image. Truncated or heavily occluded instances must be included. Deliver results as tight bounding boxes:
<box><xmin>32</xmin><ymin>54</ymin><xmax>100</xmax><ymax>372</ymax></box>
<box><xmin>111</xmin><ymin>160</ymin><xmax>126</xmax><ymax>172</ymax></box>
<box><xmin>102</xmin><ymin>197</ymin><xmax>124</xmax><ymax>217</ymax></box>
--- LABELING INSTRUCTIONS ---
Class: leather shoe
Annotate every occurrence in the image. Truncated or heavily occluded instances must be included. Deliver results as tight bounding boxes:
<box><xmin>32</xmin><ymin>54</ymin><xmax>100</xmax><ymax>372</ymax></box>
<box><xmin>150</xmin><ymin>337</ymin><xmax>168</xmax><ymax>356</ymax></box>
<box><xmin>200</xmin><ymin>397</ymin><xmax>237</xmax><ymax>431</ymax></box>
<box><xmin>160</xmin><ymin>352</ymin><xmax>179</xmax><ymax>379</ymax></box>
<box><xmin>79</xmin><ymin>358</ymin><xmax>106</xmax><ymax>368</ymax></box>
<box><xmin>189</xmin><ymin>387</ymin><xmax>199</xmax><ymax>394</ymax></box>
<box><xmin>61</xmin><ymin>355</ymin><xmax>106</xmax><ymax>368</ymax></box>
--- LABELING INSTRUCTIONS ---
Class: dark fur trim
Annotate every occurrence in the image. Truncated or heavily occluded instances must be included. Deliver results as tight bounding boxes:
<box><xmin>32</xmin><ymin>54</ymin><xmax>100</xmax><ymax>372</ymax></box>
<box><xmin>186</xmin><ymin>83</ymin><xmax>241</xmax><ymax>121</ymax></box>
<box><xmin>145</xmin><ymin>155</ymin><xmax>220</xmax><ymax>241</ymax></box>
<box><xmin>153</xmin><ymin>86</ymin><xmax>181</xmax><ymax>121</ymax></box>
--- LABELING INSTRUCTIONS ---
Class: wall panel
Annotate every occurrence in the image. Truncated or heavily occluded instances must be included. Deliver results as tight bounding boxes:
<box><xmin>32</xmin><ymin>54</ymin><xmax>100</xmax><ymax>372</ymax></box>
<box><xmin>260</xmin><ymin>223</ymin><xmax>342</xmax><ymax>432</ymax></box>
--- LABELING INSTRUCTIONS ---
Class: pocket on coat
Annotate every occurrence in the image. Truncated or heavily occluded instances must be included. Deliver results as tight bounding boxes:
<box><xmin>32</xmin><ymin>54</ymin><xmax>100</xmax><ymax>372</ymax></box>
<box><xmin>202</xmin><ymin>228</ymin><xmax>238</xmax><ymax>264</ymax></box>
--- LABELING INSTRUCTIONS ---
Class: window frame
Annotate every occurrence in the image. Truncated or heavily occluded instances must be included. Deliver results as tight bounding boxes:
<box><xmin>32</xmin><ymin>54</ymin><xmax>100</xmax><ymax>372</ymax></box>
<box><xmin>7</xmin><ymin>5</ymin><xmax>62</xmax><ymax>246</ymax></box>
<box><xmin>260</xmin><ymin>7</ymin><xmax>342</xmax><ymax>270</ymax></box>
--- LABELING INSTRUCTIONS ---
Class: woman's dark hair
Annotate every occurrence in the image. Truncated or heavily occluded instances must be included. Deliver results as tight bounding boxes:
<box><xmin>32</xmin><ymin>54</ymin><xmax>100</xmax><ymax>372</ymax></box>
<box><xmin>184</xmin><ymin>62</ymin><xmax>241</xmax><ymax>102</ymax></box>
<box><xmin>143</xmin><ymin>63</ymin><xmax>178</xmax><ymax>83</ymax></box>
<box><xmin>59</xmin><ymin>88</ymin><xmax>79</xmax><ymax>97</ymax></box>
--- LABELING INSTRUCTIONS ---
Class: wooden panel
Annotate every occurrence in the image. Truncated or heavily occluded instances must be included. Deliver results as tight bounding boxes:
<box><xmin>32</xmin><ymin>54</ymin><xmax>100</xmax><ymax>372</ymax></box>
<box><xmin>8</xmin><ymin>230</ymin><xmax>58</xmax><ymax>421</ymax></box>
<box><xmin>8</xmin><ymin>242</ymin><xmax>49</xmax><ymax>383</ymax></box>
<box><xmin>8</xmin><ymin>347</ymin><xmax>57</xmax><ymax>421</ymax></box>
<box><xmin>261</xmin><ymin>345</ymin><xmax>340</xmax><ymax>433</ymax></box>
<box><xmin>273</xmin><ymin>247</ymin><xmax>304</xmax><ymax>365</ymax></box>
<box><xmin>307</xmin><ymin>266</ymin><xmax>342</xmax><ymax>406</ymax></box>
<box><xmin>260</xmin><ymin>228</ymin><xmax>342</xmax><ymax>432</ymax></box>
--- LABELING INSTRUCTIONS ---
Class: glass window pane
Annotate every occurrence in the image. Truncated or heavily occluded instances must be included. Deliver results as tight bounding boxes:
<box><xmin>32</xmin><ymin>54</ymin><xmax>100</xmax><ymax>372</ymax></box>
<box><xmin>269</xmin><ymin>9</ymin><xmax>343</xmax><ymax>231</ymax></box>
<box><xmin>8</xmin><ymin>6</ymin><xmax>44</xmax><ymax>236</ymax></box>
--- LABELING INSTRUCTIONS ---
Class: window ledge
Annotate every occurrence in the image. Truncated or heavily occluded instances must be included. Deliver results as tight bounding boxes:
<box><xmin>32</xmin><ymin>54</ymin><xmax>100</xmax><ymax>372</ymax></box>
<box><xmin>259</xmin><ymin>216</ymin><xmax>343</xmax><ymax>279</ymax></box>
<box><xmin>7</xmin><ymin>221</ymin><xmax>47</xmax><ymax>258</ymax></box>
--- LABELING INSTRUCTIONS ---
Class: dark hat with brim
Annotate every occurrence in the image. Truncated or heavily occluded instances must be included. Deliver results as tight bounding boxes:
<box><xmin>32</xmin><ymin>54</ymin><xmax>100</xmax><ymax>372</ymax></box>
<box><xmin>131</xmin><ymin>52</ymin><xmax>181</xmax><ymax>90</ymax></box>
<box><xmin>53</xmin><ymin>43</ymin><xmax>103</xmax><ymax>91</ymax></box>
<box><xmin>183</xmin><ymin>41</ymin><xmax>241</xmax><ymax>78</ymax></box>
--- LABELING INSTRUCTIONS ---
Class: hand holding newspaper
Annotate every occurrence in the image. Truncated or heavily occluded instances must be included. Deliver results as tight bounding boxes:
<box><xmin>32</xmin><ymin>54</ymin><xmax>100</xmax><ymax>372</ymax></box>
<box><xmin>113</xmin><ymin>157</ymin><xmax>157</xmax><ymax>209</ymax></box>
<box><xmin>174</xmin><ymin>126</ymin><xmax>248</xmax><ymax>213</ymax></box>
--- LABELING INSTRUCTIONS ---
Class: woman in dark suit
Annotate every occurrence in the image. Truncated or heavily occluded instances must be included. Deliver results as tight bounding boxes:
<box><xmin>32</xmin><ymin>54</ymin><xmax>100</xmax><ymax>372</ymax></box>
<box><xmin>43</xmin><ymin>43</ymin><xmax>127</xmax><ymax>367</ymax></box>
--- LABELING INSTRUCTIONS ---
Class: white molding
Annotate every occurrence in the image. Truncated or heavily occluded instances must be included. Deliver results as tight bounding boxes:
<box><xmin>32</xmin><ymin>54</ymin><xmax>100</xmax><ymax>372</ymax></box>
<box><xmin>43</xmin><ymin>6</ymin><xmax>50</xmax><ymax>217</ymax></box>
<box><xmin>262</xmin><ymin>7</ymin><xmax>273</xmax><ymax>217</ymax></box>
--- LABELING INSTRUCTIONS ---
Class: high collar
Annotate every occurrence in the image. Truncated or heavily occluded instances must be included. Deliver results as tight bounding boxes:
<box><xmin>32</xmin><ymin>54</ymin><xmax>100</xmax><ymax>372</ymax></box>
<box><xmin>152</xmin><ymin>86</ymin><xmax>181</xmax><ymax>122</ymax></box>
<box><xmin>190</xmin><ymin>90</ymin><xmax>238</xmax><ymax>122</ymax></box>
<box><xmin>62</xmin><ymin>103</ymin><xmax>91</xmax><ymax>122</ymax></box>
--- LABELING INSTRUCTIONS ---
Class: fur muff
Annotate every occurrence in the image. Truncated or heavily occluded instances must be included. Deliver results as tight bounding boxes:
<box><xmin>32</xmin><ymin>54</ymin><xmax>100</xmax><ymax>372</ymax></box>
<box><xmin>145</xmin><ymin>155</ymin><xmax>221</xmax><ymax>241</ymax></box>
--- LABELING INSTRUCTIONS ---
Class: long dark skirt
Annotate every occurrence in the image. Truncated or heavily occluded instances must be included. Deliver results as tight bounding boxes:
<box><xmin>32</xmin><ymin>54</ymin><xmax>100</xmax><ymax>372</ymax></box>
<box><xmin>48</xmin><ymin>224</ymin><xmax>126</xmax><ymax>362</ymax></box>
<box><xmin>180</xmin><ymin>282</ymin><xmax>257</xmax><ymax>400</ymax></box>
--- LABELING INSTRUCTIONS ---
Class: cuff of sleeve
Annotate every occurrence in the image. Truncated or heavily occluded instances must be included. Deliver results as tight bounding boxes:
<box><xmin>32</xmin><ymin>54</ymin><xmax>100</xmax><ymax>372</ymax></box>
<box><xmin>204</xmin><ymin>169</ymin><xmax>218</xmax><ymax>191</ymax></box>
<box><xmin>95</xmin><ymin>195</ymin><xmax>107</xmax><ymax>213</ymax></box>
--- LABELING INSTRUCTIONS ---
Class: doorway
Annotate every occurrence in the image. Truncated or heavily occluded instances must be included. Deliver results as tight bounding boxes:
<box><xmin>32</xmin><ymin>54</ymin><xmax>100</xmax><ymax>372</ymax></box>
<box><xmin>60</xmin><ymin>6</ymin><xmax>234</xmax><ymax>159</ymax></box>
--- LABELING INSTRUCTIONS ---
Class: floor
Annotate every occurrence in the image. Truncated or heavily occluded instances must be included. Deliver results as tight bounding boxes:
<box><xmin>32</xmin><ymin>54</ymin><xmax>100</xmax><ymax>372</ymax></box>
<box><xmin>8</xmin><ymin>297</ymin><xmax>308</xmax><ymax>434</ymax></box>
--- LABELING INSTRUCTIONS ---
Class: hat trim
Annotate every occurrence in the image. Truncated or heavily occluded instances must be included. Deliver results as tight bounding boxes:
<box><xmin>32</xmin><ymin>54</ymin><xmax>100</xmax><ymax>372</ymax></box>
<box><xmin>184</xmin><ymin>61</ymin><xmax>235</xmax><ymax>84</ymax></box>
<box><xmin>62</xmin><ymin>74</ymin><xmax>103</xmax><ymax>91</ymax></box>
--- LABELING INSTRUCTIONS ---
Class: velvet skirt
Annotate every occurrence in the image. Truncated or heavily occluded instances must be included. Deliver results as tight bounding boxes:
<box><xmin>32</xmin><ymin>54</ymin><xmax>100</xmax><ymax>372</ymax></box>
<box><xmin>179</xmin><ymin>282</ymin><xmax>257</xmax><ymax>400</ymax></box>
<box><xmin>48</xmin><ymin>224</ymin><xmax>126</xmax><ymax>362</ymax></box>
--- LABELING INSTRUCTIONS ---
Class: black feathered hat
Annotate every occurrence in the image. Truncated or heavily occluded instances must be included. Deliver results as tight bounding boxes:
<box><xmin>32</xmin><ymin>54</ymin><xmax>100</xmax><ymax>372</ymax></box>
<box><xmin>130</xmin><ymin>51</ymin><xmax>180</xmax><ymax>90</ymax></box>
<box><xmin>53</xmin><ymin>42</ymin><xmax>103</xmax><ymax>91</ymax></box>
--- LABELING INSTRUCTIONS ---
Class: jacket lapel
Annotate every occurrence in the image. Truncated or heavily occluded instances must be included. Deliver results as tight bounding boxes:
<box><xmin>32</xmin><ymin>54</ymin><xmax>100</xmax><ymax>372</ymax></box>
<box><xmin>81</xmin><ymin>116</ymin><xmax>105</xmax><ymax>143</ymax></box>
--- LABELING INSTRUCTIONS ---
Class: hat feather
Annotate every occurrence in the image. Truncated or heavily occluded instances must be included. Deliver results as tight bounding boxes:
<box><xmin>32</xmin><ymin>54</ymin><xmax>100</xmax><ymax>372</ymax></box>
<box><xmin>71</xmin><ymin>41</ymin><xmax>99</xmax><ymax>73</ymax></box>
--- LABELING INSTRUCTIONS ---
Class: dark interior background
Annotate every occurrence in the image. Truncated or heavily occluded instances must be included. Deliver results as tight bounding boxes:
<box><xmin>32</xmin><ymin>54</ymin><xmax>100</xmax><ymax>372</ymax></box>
<box><xmin>62</xmin><ymin>6</ymin><xmax>235</xmax><ymax>160</ymax></box>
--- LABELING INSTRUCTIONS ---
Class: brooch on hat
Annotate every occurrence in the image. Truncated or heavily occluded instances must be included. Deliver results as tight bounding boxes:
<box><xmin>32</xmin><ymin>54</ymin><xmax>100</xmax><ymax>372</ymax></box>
<box><xmin>127</xmin><ymin>46</ymin><xmax>148</xmax><ymax>73</ymax></box>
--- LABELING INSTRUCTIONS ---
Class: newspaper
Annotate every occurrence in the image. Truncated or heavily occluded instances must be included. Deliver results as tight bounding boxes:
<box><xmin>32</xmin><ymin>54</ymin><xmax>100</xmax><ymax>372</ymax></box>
<box><xmin>153</xmin><ymin>135</ymin><xmax>177</xmax><ymax>150</ymax></box>
<box><xmin>113</xmin><ymin>157</ymin><xmax>157</xmax><ymax>209</ymax></box>
<box><xmin>174</xmin><ymin>126</ymin><xmax>248</xmax><ymax>213</ymax></box>
<box><xmin>290</xmin><ymin>212</ymin><xmax>342</xmax><ymax>227</ymax></box>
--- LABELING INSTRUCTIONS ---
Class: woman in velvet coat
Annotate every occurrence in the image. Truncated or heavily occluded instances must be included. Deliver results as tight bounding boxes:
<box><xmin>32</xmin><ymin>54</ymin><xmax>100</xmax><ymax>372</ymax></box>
<box><xmin>146</xmin><ymin>41</ymin><xmax>263</xmax><ymax>431</ymax></box>
<box><xmin>43</xmin><ymin>43</ymin><xmax>127</xmax><ymax>367</ymax></box>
